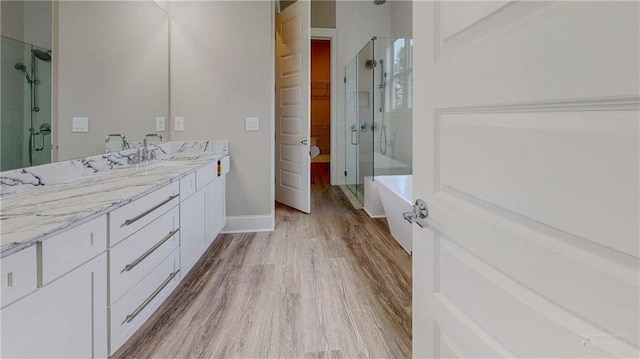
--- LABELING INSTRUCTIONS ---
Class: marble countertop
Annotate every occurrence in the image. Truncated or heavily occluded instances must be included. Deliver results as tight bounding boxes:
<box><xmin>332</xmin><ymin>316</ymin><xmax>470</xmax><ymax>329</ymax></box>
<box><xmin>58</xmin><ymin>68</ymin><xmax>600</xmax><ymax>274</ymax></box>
<box><xmin>0</xmin><ymin>141</ymin><xmax>227</xmax><ymax>257</ymax></box>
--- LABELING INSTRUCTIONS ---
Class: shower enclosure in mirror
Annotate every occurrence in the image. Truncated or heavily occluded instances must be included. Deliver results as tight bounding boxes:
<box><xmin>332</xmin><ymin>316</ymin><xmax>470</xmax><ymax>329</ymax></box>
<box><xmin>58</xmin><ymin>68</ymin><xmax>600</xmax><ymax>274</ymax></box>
<box><xmin>344</xmin><ymin>36</ymin><xmax>413</xmax><ymax>204</ymax></box>
<box><xmin>1</xmin><ymin>36</ymin><xmax>52</xmax><ymax>171</ymax></box>
<box><xmin>0</xmin><ymin>0</ymin><xmax>169</xmax><ymax>172</ymax></box>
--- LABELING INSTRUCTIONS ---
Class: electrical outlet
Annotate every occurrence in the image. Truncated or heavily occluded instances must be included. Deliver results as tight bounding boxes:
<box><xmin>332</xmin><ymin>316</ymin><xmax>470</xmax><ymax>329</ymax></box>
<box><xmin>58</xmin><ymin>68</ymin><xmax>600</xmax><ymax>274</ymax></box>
<box><xmin>155</xmin><ymin>117</ymin><xmax>166</xmax><ymax>132</ymax></box>
<box><xmin>175</xmin><ymin>117</ymin><xmax>184</xmax><ymax>132</ymax></box>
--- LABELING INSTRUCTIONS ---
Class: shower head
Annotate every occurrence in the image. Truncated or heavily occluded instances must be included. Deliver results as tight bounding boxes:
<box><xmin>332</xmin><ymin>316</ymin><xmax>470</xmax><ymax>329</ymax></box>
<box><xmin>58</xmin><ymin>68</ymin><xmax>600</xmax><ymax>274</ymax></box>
<box><xmin>14</xmin><ymin>63</ymin><xmax>34</xmax><ymax>83</ymax></box>
<box><xmin>365</xmin><ymin>59</ymin><xmax>377</xmax><ymax>69</ymax></box>
<box><xmin>33</xmin><ymin>49</ymin><xmax>52</xmax><ymax>62</ymax></box>
<box><xmin>374</xmin><ymin>0</ymin><xmax>386</xmax><ymax>4</ymax></box>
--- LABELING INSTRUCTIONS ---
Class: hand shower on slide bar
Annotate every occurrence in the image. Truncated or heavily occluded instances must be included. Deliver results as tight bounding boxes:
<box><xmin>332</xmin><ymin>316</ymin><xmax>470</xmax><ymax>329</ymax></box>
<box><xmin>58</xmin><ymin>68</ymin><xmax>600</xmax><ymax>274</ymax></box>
<box><xmin>379</xmin><ymin>59</ymin><xmax>388</xmax><ymax>154</ymax></box>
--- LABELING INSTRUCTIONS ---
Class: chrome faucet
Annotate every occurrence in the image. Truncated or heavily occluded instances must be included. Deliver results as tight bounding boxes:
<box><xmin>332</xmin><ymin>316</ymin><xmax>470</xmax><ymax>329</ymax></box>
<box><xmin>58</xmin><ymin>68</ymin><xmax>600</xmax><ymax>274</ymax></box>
<box><xmin>141</xmin><ymin>133</ymin><xmax>163</xmax><ymax>162</ymax></box>
<box><xmin>105</xmin><ymin>134</ymin><xmax>129</xmax><ymax>150</ymax></box>
<box><xmin>144</xmin><ymin>133</ymin><xmax>163</xmax><ymax>143</ymax></box>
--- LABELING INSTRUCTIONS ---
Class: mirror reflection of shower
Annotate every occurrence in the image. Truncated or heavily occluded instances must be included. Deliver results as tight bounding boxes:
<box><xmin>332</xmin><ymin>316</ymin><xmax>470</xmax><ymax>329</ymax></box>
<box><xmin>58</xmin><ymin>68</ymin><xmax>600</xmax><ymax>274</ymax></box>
<box><xmin>14</xmin><ymin>63</ymin><xmax>35</xmax><ymax>83</ymax></box>
<box><xmin>2</xmin><ymin>36</ymin><xmax>52</xmax><ymax>170</ymax></box>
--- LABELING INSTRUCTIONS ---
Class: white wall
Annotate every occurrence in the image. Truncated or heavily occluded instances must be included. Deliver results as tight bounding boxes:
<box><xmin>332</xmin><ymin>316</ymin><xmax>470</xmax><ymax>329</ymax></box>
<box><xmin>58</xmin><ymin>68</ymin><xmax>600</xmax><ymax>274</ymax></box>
<box><xmin>55</xmin><ymin>1</ymin><xmax>169</xmax><ymax>161</ymax></box>
<box><xmin>390</xmin><ymin>0</ymin><xmax>412</xmax><ymax>38</ymax></box>
<box><xmin>169</xmin><ymin>1</ymin><xmax>274</xmax><ymax>227</ymax></box>
<box><xmin>335</xmin><ymin>0</ymin><xmax>391</xmax><ymax>184</ymax></box>
<box><xmin>311</xmin><ymin>0</ymin><xmax>336</xmax><ymax>28</ymax></box>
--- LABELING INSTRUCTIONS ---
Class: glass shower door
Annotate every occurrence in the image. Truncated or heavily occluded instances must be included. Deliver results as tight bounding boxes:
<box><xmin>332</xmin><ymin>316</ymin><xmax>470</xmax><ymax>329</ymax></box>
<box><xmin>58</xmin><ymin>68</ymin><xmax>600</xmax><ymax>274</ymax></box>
<box><xmin>356</xmin><ymin>39</ymin><xmax>375</xmax><ymax>204</ymax></box>
<box><xmin>345</xmin><ymin>57</ymin><xmax>358</xmax><ymax>196</ymax></box>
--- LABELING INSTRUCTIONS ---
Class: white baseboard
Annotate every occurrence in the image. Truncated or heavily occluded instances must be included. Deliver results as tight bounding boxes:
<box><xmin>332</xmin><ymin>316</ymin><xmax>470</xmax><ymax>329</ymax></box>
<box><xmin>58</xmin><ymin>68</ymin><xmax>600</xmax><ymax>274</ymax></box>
<box><xmin>364</xmin><ymin>207</ymin><xmax>386</xmax><ymax>219</ymax></box>
<box><xmin>221</xmin><ymin>214</ymin><xmax>274</xmax><ymax>233</ymax></box>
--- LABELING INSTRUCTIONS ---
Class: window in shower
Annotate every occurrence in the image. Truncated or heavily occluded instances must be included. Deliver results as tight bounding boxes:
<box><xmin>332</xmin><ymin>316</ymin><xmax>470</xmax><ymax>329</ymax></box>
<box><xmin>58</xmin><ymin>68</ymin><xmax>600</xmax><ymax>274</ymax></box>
<box><xmin>391</xmin><ymin>38</ymin><xmax>412</xmax><ymax>111</ymax></box>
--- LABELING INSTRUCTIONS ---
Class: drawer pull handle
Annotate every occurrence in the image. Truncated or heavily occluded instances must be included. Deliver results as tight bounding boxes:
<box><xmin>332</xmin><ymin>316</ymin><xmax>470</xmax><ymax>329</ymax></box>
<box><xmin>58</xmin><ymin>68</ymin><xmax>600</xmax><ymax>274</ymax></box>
<box><xmin>121</xmin><ymin>194</ymin><xmax>179</xmax><ymax>227</ymax></box>
<box><xmin>122</xmin><ymin>229</ymin><xmax>180</xmax><ymax>273</ymax></box>
<box><xmin>123</xmin><ymin>270</ymin><xmax>180</xmax><ymax>324</ymax></box>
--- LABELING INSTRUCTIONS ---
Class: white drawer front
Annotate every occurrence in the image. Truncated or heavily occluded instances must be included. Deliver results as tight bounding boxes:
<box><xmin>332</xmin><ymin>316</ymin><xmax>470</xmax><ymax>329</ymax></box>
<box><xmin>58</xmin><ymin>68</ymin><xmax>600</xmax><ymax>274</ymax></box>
<box><xmin>109</xmin><ymin>249</ymin><xmax>180</xmax><ymax>355</ymax></box>
<box><xmin>110</xmin><ymin>206</ymin><xmax>179</xmax><ymax>304</ymax></box>
<box><xmin>179</xmin><ymin>172</ymin><xmax>196</xmax><ymax>201</ymax></box>
<box><xmin>196</xmin><ymin>161</ymin><xmax>217</xmax><ymax>190</ymax></box>
<box><xmin>1</xmin><ymin>246</ymin><xmax>37</xmax><ymax>307</ymax></box>
<box><xmin>110</xmin><ymin>181</ymin><xmax>179</xmax><ymax>246</ymax></box>
<box><xmin>42</xmin><ymin>216</ymin><xmax>107</xmax><ymax>285</ymax></box>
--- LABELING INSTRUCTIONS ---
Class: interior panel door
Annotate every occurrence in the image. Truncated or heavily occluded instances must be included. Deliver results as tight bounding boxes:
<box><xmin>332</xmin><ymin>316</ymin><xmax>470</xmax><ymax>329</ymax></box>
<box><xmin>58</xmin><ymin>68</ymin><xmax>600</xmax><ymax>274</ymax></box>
<box><xmin>275</xmin><ymin>0</ymin><xmax>311</xmax><ymax>213</ymax></box>
<box><xmin>412</xmin><ymin>2</ymin><xmax>639</xmax><ymax>358</ymax></box>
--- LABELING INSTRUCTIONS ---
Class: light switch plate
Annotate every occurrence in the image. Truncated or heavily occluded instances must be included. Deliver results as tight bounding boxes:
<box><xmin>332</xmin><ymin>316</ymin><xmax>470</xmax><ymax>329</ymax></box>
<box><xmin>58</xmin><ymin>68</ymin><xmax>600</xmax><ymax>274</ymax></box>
<box><xmin>155</xmin><ymin>117</ymin><xmax>166</xmax><ymax>132</ymax></box>
<box><xmin>175</xmin><ymin>117</ymin><xmax>184</xmax><ymax>132</ymax></box>
<box><xmin>245</xmin><ymin>117</ymin><xmax>259</xmax><ymax>132</ymax></box>
<box><xmin>72</xmin><ymin>117</ymin><xmax>89</xmax><ymax>132</ymax></box>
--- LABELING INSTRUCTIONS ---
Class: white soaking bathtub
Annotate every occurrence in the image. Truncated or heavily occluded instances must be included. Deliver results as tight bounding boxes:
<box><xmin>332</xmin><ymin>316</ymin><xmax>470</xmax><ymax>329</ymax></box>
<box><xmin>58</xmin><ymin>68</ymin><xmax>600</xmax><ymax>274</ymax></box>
<box><xmin>375</xmin><ymin>175</ymin><xmax>412</xmax><ymax>254</ymax></box>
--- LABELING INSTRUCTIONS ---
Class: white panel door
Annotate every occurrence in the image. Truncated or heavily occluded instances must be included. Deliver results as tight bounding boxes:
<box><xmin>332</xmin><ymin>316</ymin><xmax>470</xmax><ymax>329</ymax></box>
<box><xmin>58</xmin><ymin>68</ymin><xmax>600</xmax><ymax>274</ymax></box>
<box><xmin>413</xmin><ymin>2</ymin><xmax>639</xmax><ymax>358</ymax></box>
<box><xmin>275</xmin><ymin>0</ymin><xmax>311</xmax><ymax>213</ymax></box>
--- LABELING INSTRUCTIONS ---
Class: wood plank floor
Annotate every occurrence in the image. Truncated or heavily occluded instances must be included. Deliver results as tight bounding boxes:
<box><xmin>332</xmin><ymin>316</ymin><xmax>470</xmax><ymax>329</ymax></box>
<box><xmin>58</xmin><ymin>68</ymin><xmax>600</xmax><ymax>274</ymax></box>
<box><xmin>113</xmin><ymin>163</ymin><xmax>412</xmax><ymax>358</ymax></box>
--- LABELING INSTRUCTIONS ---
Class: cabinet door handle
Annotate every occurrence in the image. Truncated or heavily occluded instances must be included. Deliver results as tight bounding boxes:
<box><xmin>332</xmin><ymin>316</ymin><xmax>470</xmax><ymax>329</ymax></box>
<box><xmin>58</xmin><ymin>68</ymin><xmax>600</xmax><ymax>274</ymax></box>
<box><xmin>121</xmin><ymin>194</ymin><xmax>179</xmax><ymax>227</ymax></box>
<box><xmin>121</xmin><ymin>229</ymin><xmax>180</xmax><ymax>273</ymax></box>
<box><xmin>123</xmin><ymin>270</ymin><xmax>180</xmax><ymax>324</ymax></box>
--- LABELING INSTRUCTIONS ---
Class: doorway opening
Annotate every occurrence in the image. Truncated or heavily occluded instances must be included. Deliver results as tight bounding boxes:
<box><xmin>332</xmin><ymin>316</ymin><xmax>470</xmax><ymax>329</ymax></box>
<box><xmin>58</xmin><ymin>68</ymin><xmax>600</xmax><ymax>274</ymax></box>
<box><xmin>310</xmin><ymin>39</ymin><xmax>331</xmax><ymax>182</ymax></box>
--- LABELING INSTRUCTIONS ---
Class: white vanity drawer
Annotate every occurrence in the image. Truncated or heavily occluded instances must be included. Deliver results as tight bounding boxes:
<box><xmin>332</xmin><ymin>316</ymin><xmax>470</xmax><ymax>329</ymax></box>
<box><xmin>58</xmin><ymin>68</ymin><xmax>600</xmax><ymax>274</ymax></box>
<box><xmin>179</xmin><ymin>172</ymin><xmax>196</xmax><ymax>201</ymax></box>
<box><xmin>109</xmin><ymin>248</ymin><xmax>180</xmax><ymax>354</ymax></box>
<box><xmin>110</xmin><ymin>206</ymin><xmax>179</xmax><ymax>304</ymax></box>
<box><xmin>1</xmin><ymin>246</ymin><xmax>37</xmax><ymax>307</ymax></box>
<box><xmin>196</xmin><ymin>161</ymin><xmax>218</xmax><ymax>190</ymax></box>
<box><xmin>109</xmin><ymin>181</ymin><xmax>179</xmax><ymax>246</ymax></box>
<box><xmin>41</xmin><ymin>216</ymin><xmax>107</xmax><ymax>285</ymax></box>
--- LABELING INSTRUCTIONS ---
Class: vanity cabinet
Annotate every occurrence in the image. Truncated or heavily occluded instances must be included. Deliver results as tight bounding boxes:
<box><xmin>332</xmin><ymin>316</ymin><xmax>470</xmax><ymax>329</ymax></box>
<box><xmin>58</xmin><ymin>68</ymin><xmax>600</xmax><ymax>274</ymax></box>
<box><xmin>107</xmin><ymin>182</ymin><xmax>181</xmax><ymax>355</ymax></box>
<box><xmin>1</xmin><ymin>155</ymin><xmax>229</xmax><ymax>358</ymax></box>
<box><xmin>179</xmin><ymin>187</ymin><xmax>206</xmax><ymax>276</ymax></box>
<box><xmin>1</xmin><ymin>216</ymin><xmax>108</xmax><ymax>358</ymax></box>
<box><xmin>206</xmin><ymin>175</ymin><xmax>226</xmax><ymax>246</ymax></box>
<box><xmin>180</xmin><ymin>157</ymin><xmax>228</xmax><ymax>275</ymax></box>
<box><xmin>1</xmin><ymin>252</ymin><xmax>108</xmax><ymax>358</ymax></box>
<box><xmin>1</xmin><ymin>246</ymin><xmax>38</xmax><ymax>307</ymax></box>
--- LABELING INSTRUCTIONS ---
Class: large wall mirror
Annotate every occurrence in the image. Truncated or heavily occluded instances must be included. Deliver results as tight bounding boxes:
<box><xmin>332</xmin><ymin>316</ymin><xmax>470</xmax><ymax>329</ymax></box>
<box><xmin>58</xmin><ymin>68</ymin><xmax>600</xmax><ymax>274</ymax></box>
<box><xmin>1</xmin><ymin>1</ymin><xmax>169</xmax><ymax>171</ymax></box>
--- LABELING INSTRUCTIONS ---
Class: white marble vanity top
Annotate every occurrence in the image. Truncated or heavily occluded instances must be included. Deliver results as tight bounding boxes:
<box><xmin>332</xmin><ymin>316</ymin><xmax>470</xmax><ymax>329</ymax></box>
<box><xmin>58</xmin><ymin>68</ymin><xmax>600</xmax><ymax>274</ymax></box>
<box><xmin>0</xmin><ymin>141</ymin><xmax>228</xmax><ymax>257</ymax></box>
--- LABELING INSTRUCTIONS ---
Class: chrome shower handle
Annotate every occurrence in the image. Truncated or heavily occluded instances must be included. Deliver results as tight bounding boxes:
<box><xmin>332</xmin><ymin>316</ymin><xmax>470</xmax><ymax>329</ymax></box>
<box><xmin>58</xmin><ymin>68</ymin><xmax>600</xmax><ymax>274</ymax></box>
<box><xmin>32</xmin><ymin>130</ymin><xmax>46</xmax><ymax>152</ymax></box>
<box><xmin>350</xmin><ymin>123</ymin><xmax>358</xmax><ymax>145</ymax></box>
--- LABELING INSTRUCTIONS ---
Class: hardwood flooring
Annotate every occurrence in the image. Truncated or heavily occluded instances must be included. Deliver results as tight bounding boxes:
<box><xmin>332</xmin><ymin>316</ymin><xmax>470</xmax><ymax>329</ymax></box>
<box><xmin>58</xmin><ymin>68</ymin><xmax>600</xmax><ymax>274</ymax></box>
<box><xmin>113</xmin><ymin>163</ymin><xmax>412</xmax><ymax>358</ymax></box>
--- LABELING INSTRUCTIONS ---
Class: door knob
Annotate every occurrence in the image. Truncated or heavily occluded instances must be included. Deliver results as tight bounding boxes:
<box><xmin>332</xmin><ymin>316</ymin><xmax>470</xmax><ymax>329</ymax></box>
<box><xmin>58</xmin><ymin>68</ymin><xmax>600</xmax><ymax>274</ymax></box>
<box><xmin>403</xmin><ymin>199</ymin><xmax>429</xmax><ymax>228</ymax></box>
<box><xmin>301</xmin><ymin>139</ymin><xmax>308</xmax><ymax>145</ymax></box>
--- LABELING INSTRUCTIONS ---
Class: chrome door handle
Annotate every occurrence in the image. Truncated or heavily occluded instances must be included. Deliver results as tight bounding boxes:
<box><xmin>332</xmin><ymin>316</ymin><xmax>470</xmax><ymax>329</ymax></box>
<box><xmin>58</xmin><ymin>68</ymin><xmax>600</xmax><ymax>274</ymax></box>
<box><xmin>121</xmin><ymin>229</ymin><xmax>179</xmax><ymax>273</ymax></box>
<box><xmin>301</xmin><ymin>139</ymin><xmax>308</xmax><ymax>145</ymax></box>
<box><xmin>121</xmin><ymin>194</ymin><xmax>179</xmax><ymax>227</ymax></box>
<box><xmin>403</xmin><ymin>199</ymin><xmax>429</xmax><ymax>228</ymax></box>
<box><xmin>350</xmin><ymin>123</ymin><xmax>358</xmax><ymax>145</ymax></box>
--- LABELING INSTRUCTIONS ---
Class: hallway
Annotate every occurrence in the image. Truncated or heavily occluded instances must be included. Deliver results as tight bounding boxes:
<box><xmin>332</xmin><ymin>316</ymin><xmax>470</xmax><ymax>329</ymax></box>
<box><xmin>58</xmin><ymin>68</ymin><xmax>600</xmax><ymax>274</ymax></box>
<box><xmin>113</xmin><ymin>163</ymin><xmax>412</xmax><ymax>358</ymax></box>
